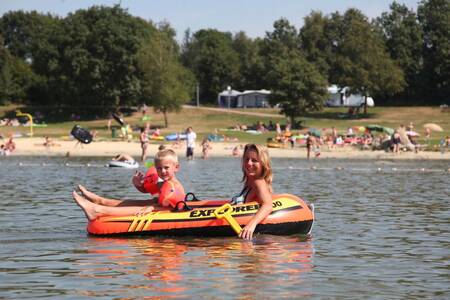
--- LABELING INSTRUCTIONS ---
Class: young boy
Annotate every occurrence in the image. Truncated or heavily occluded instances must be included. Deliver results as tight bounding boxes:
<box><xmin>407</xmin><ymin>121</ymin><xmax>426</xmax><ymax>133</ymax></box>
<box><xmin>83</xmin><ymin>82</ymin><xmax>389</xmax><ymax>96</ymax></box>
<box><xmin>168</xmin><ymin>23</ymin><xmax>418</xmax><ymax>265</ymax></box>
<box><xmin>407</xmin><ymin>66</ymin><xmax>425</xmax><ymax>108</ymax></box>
<box><xmin>152</xmin><ymin>149</ymin><xmax>185</xmax><ymax>208</ymax></box>
<box><xmin>73</xmin><ymin>149</ymin><xmax>185</xmax><ymax>221</ymax></box>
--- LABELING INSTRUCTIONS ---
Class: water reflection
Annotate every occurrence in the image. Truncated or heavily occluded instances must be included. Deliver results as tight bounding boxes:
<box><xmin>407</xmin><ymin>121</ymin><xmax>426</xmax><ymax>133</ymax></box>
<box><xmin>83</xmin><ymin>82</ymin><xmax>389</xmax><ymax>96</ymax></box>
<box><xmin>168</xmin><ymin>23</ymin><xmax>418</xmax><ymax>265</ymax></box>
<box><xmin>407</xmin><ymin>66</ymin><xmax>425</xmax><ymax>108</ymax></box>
<box><xmin>72</xmin><ymin>235</ymin><xmax>314</xmax><ymax>298</ymax></box>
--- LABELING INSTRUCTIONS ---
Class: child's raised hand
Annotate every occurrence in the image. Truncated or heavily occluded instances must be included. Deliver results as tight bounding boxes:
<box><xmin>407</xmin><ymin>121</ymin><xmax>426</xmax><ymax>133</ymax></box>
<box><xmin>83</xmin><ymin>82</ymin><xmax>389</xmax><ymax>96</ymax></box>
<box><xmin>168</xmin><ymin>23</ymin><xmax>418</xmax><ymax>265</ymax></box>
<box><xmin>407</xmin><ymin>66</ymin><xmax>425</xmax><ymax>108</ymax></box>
<box><xmin>132</xmin><ymin>171</ymin><xmax>146</xmax><ymax>192</ymax></box>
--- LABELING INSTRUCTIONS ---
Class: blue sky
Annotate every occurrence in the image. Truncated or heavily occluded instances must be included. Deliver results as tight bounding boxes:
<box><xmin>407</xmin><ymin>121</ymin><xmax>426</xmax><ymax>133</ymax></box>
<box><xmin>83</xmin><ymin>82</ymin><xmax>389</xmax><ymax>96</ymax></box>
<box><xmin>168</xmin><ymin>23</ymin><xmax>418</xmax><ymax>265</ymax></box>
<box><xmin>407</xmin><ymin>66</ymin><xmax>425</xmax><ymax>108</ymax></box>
<box><xmin>0</xmin><ymin>0</ymin><xmax>420</xmax><ymax>41</ymax></box>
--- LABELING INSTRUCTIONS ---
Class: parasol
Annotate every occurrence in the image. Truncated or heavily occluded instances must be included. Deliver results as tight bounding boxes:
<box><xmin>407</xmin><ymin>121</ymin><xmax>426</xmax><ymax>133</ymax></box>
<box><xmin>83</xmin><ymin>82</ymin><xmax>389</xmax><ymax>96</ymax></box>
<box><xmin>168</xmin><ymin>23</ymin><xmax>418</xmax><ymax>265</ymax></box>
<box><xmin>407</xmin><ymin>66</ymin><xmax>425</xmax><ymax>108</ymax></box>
<box><xmin>366</xmin><ymin>125</ymin><xmax>394</xmax><ymax>135</ymax></box>
<box><xmin>406</xmin><ymin>130</ymin><xmax>420</xmax><ymax>137</ymax></box>
<box><xmin>423</xmin><ymin>123</ymin><xmax>443</xmax><ymax>132</ymax></box>
<box><xmin>308</xmin><ymin>128</ymin><xmax>321</xmax><ymax>137</ymax></box>
<box><xmin>383</xmin><ymin>127</ymin><xmax>395</xmax><ymax>135</ymax></box>
<box><xmin>366</xmin><ymin>124</ymin><xmax>384</xmax><ymax>132</ymax></box>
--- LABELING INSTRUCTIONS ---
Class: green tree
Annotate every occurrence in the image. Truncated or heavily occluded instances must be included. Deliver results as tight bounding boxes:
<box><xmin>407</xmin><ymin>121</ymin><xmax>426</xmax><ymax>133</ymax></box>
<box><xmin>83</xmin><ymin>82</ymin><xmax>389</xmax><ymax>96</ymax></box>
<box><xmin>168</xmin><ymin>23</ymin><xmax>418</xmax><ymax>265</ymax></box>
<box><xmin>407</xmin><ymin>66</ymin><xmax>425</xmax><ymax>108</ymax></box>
<box><xmin>375</xmin><ymin>2</ymin><xmax>424</xmax><ymax>102</ymax></box>
<box><xmin>262</xmin><ymin>19</ymin><xmax>328</xmax><ymax>126</ymax></box>
<box><xmin>260</xmin><ymin>18</ymin><xmax>300</xmax><ymax>62</ymax></box>
<box><xmin>181</xmin><ymin>29</ymin><xmax>239</xmax><ymax>104</ymax></box>
<box><xmin>299</xmin><ymin>11</ymin><xmax>333</xmax><ymax>77</ymax></box>
<box><xmin>138</xmin><ymin>24</ymin><xmax>193</xmax><ymax>128</ymax></box>
<box><xmin>0</xmin><ymin>11</ymin><xmax>59</xmax><ymax>62</ymax></box>
<box><xmin>331</xmin><ymin>9</ymin><xmax>405</xmax><ymax>113</ymax></box>
<box><xmin>418</xmin><ymin>0</ymin><xmax>450</xmax><ymax>103</ymax></box>
<box><xmin>0</xmin><ymin>11</ymin><xmax>61</xmax><ymax>105</ymax></box>
<box><xmin>0</xmin><ymin>37</ymin><xmax>35</xmax><ymax>104</ymax></box>
<box><xmin>231</xmin><ymin>32</ymin><xmax>264</xmax><ymax>90</ymax></box>
<box><xmin>268</xmin><ymin>51</ymin><xmax>328</xmax><ymax>127</ymax></box>
<box><xmin>59</xmin><ymin>5</ymin><xmax>154</xmax><ymax>113</ymax></box>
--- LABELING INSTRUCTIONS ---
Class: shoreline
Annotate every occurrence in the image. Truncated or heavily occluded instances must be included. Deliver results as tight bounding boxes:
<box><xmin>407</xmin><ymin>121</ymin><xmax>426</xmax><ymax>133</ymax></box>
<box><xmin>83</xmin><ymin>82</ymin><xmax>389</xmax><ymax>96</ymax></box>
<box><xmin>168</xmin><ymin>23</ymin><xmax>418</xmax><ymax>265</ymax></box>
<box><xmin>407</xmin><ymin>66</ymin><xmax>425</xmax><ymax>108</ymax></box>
<box><xmin>7</xmin><ymin>137</ymin><xmax>450</xmax><ymax>160</ymax></box>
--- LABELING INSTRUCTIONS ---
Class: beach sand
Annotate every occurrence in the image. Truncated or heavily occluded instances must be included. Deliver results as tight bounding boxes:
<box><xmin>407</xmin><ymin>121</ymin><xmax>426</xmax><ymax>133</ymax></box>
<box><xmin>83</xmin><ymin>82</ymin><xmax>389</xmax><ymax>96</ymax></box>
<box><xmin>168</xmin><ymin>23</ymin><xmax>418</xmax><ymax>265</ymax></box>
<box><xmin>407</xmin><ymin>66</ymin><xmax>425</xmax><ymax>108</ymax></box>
<box><xmin>9</xmin><ymin>137</ymin><xmax>450</xmax><ymax>160</ymax></box>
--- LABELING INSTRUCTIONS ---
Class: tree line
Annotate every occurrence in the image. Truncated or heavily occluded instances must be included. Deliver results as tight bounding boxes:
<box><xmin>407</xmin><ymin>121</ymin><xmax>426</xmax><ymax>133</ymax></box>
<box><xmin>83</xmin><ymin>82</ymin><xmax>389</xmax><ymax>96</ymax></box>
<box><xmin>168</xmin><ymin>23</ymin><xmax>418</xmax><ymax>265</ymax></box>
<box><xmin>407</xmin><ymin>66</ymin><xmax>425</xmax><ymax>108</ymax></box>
<box><xmin>0</xmin><ymin>1</ymin><xmax>448</xmax><ymax>126</ymax></box>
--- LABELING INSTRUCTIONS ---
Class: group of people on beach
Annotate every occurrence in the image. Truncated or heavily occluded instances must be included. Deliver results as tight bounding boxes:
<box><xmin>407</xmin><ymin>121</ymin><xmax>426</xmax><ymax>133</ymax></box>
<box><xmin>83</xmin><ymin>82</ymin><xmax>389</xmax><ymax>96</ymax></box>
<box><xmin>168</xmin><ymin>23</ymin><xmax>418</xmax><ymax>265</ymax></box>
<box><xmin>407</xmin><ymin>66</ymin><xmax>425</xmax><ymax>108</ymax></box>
<box><xmin>73</xmin><ymin>143</ymin><xmax>274</xmax><ymax>240</ymax></box>
<box><xmin>0</xmin><ymin>135</ymin><xmax>16</xmax><ymax>156</ymax></box>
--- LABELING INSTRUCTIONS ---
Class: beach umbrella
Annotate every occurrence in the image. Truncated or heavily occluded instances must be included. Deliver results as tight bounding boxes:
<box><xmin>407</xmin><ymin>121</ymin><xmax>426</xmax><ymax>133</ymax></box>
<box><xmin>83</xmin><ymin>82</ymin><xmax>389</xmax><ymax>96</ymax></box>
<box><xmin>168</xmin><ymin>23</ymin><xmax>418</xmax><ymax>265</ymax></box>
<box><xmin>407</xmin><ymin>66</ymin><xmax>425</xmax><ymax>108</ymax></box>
<box><xmin>366</xmin><ymin>124</ymin><xmax>384</xmax><ymax>132</ymax></box>
<box><xmin>322</xmin><ymin>128</ymin><xmax>332</xmax><ymax>135</ymax></box>
<box><xmin>383</xmin><ymin>127</ymin><xmax>395</xmax><ymax>135</ymax></box>
<box><xmin>406</xmin><ymin>130</ymin><xmax>420</xmax><ymax>137</ymax></box>
<box><xmin>423</xmin><ymin>123</ymin><xmax>443</xmax><ymax>132</ymax></box>
<box><xmin>308</xmin><ymin>128</ymin><xmax>321</xmax><ymax>137</ymax></box>
<box><xmin>366</xmin><ymin>125</ymin><xmax>394</xmax><ymax>135</ymax></box>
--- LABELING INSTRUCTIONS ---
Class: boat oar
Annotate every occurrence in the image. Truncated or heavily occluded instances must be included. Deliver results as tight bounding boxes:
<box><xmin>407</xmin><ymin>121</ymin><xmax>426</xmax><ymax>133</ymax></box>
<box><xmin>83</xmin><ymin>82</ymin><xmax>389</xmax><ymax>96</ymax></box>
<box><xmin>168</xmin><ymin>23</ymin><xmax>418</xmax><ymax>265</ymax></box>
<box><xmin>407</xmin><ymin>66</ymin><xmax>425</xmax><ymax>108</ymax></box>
<box><xmin>213</xmin><ymin>203</ymin><xmax>242</xmax><ymax>236</ymax></box>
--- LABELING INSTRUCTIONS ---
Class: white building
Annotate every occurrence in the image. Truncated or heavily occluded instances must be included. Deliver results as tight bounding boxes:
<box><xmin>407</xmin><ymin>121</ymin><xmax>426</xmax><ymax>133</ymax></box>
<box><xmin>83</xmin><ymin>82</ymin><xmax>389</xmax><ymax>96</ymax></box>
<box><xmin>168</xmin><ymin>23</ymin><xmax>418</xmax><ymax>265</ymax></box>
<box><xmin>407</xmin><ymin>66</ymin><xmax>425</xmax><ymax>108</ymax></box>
<box><xmin>326</xmin><ymin>85</ymin><xmax>374</xmax><ymax>107</ymax></box>
<box><xmin>217</xmin><ymin>89</ymin><xmax>272</xmax><ymax>108</ymax></box>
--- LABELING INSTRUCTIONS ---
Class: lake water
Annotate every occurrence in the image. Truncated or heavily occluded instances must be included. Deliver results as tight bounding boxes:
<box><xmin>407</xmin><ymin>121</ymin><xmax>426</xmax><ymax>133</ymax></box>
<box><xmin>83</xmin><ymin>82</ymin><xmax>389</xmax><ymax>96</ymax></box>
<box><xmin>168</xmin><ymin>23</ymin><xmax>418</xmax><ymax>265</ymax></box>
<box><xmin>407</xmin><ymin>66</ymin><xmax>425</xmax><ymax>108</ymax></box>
<box><xmin>0</xmin><ymin>156</ymin><xmax>449</xmax><ymax>299</ymax></box>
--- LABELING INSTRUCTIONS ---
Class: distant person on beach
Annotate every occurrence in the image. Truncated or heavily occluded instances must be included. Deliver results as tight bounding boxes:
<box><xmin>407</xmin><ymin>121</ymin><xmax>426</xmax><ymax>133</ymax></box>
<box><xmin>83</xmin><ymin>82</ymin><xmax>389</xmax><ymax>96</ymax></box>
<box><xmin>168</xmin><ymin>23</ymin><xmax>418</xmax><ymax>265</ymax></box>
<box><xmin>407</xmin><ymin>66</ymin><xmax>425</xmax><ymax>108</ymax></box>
<box><xmin>331</xmin><ymin>127</ymin><xmax>338</xmax><ymax>148</ymax></box>
<box><xmin>73</xmin><ymin>149</ymin><xmax>186</xmax><ymax>220</ymax></box>
<box><xmin>43</xmin><ymin>136</ymin><xmax>60</xmax><ymax>147</ymax></box>
<box><xmin>425</xmin><ymin>127</ymin><xmax>431</xmax><ymax>144</ymax></box>
<box><xmin>306</xmin><ymin>133</ymin><xmax>314</xmax><ymax>159</ymax></box>
<box><xmin>185</xmin><ymin>127</ymin><xmax>197</xmax><ymax>160</ymax></box>
<box><xmin>201</xmin><ymin>138</ymin><xmax>212</xmax><ymax>160</ymax></box>
<box><xmin>5</xmin><ymin>135</ymin><xmax>15</xmax><ymax>153</ymax></box>
<box><xmin>0</xmin><ymin>144</ymin><xmax>9</xmax><ymax>156</ymax></box>
<box><xmin>275</xmin><ymin>122</ymin><xmax>282</xmax><ymax>136</ymax></box>
<box><xmin>391</xmin><ymin>131</ymin><xmax>401</xmax><ymax>154</ymax></box>
<box><xmin>112</xmin><ymin>153</ymin><xmax>135</xmax><ymax>163</ymax></box>
<box><xmin>439</xmin><ymin>137</ymin><xmax>446</xmax><ymax>154</ymax></box>
<box><xmin>232</xmin><ymin>145</ymin><xmax>243</xmax><ymax>157</ymax></box>
<box><xmin>140</xmin><ymin>127</ymin><xmax>149</xmax><ymax>162</ymax></box>
<box><xmin>231</xmin><ymin>144</ymin><xmax>273</xmax><ymax>240</ymax></box>
<box><xmin>90</xmin><ymin>130</ymin><xmax>98</xmax><ymax>142</ymax></box>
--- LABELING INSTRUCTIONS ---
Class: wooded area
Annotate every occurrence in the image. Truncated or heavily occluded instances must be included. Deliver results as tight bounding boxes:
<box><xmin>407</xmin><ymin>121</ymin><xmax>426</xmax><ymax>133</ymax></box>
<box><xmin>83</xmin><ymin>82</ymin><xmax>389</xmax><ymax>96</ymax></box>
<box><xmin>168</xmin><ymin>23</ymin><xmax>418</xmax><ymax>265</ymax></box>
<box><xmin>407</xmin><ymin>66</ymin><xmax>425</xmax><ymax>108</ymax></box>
<box><xmin>0</xmin><ymin>1</ymin><xmax>448</xmax><ymax>125</ymax></box>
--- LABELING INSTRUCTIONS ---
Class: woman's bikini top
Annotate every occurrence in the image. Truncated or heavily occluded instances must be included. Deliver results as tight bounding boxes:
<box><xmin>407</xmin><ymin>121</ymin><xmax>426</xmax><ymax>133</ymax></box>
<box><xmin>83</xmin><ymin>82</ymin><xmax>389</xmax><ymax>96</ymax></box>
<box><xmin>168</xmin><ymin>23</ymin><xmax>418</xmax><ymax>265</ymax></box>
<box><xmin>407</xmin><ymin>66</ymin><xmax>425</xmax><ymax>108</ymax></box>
<box><xmin>230</xmin><ymin>186</ymin><xmax>252</xmax><ymax>205</ymax></box>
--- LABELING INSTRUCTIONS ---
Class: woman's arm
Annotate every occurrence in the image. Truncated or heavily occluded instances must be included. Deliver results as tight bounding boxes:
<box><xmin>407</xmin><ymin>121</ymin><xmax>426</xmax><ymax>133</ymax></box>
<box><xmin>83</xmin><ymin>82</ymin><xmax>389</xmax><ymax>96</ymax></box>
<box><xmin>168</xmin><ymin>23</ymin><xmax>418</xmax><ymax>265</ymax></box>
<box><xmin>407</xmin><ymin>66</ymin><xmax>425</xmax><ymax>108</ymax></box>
<box><xmin>239</xmin><ymin>179</ymin><xmax>272</xmax><ymax>240</ymax></box>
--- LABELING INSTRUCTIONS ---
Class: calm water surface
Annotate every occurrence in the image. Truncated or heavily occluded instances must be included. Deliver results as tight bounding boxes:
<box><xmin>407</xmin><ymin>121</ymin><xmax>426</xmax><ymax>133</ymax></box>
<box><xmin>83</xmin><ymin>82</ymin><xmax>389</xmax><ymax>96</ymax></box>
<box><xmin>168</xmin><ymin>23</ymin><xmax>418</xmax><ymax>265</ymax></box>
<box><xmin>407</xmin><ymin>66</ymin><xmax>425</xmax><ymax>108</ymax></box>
<box><xmin>0</xmin><ymin>156</ymin><xmax>449</xmax><ymax>299</ymax></box>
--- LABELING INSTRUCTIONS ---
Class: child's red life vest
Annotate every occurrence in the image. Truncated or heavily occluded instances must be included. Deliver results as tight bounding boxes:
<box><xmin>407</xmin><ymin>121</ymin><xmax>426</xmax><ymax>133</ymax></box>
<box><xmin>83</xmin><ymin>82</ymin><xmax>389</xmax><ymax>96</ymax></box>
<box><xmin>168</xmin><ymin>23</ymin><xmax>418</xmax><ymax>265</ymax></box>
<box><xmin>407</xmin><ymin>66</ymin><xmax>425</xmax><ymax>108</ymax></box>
<box><xmin>142</xmin><ymin>166</ymin><xmax>160</xmax><ymax>195</ymax></box>
<box><xmin>158</xmin><ymin>180</ymin><xmax>186</xmax><ymax>208</ymax></box>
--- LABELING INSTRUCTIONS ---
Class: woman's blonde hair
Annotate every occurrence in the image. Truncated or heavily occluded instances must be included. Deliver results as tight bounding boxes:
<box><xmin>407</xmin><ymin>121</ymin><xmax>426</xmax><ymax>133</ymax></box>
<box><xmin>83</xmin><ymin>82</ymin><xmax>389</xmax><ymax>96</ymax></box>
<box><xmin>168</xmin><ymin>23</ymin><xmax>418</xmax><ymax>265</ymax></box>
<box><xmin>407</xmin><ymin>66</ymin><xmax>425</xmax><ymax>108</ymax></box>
<box><xmin>155</xmin><ymin>148</ymin><xmax>178</xmax><ymax>164</ymax></box>
<box><xmin>241</xmin><ymin>144</ymin><xmax>272</xmax><ymax>186</ymax></box>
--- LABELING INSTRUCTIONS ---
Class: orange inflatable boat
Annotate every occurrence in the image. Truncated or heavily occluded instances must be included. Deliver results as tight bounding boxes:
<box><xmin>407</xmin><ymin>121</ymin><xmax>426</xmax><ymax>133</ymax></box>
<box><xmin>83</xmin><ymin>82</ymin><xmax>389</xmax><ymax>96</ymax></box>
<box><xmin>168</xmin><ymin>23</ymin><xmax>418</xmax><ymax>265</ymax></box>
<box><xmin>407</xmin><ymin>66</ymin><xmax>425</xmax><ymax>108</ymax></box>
<box><xmin>87</xmin><ymin>194</ymin><xmax>314</xmax><ymax>237</ymax></box>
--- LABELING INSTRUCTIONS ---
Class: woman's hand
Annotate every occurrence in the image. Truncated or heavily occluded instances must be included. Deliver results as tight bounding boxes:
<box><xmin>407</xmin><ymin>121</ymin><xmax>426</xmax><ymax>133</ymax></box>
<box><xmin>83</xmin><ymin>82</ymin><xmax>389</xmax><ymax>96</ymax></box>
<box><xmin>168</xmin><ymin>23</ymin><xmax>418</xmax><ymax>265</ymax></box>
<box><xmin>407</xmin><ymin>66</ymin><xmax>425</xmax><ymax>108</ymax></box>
<box><xmin>238</xmin><ymin>179</ymin><xmax>273</xmax><ymax>240</ymax></box>
<box><xmin>239</xmin><ymin>222</ymin><xmax>257</xmax><ymax>240</ymax></box>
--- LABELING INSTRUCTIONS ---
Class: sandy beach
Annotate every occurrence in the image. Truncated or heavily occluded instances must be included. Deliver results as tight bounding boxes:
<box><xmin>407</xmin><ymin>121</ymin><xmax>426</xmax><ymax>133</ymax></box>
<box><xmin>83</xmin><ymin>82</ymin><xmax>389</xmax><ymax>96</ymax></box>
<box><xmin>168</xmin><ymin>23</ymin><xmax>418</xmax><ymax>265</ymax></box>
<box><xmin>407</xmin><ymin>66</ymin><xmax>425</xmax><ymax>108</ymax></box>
<box><xmin>8</xmin><ymin>137</ymin><xmax>450</xmax><ymax>160</ymax></box>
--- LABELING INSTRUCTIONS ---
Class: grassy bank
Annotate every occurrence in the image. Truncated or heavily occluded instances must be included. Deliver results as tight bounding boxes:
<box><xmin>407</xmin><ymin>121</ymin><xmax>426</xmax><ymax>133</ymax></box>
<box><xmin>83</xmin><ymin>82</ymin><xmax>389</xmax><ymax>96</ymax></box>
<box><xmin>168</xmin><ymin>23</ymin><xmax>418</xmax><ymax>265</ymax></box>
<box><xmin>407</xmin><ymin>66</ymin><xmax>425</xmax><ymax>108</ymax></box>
<box><xmin>1</xmin><ymin>105</ymin><xmax>448</xmax><ymax>147</ymax></box>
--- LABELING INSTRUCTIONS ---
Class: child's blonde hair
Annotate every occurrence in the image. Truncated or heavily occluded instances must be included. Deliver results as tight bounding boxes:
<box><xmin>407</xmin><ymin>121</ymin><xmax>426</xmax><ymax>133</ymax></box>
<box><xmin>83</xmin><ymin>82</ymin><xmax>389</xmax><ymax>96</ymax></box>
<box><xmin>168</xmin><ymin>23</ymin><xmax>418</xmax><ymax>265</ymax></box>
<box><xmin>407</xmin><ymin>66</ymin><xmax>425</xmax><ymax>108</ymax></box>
<box><xmin>155</xmin><ymin>148</ymin><xmax>178</xmax><ymax>164</ymax></box>
<box><xmin>241</xmin><ymin>144</ymin><xmax>272</xmax><ymax>186</ymax></box>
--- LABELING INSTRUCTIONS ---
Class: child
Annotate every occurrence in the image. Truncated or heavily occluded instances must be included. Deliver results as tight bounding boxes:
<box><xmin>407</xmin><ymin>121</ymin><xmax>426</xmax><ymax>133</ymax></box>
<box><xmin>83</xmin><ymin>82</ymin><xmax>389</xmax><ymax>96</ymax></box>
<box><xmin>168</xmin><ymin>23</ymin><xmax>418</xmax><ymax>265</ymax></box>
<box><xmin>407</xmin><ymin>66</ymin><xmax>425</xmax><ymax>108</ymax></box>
<box><xmin>232</xmin><ymin>144</ymin><xmax>242</xmax><ymax>157</ymax></box>
<box><xmin>232</xmin><ymin>144</ymin><xmax>273</xmax><ymax>240</ymax></box>
<box><xmin>73</xmin><ymin>149</ymin><xmax>185</xmax><ymax>220</ymax></box>
<box><xmin>139</xmin><ymin>127</ymin><xmax>149</xmax><ymax>162</ymax></box>
<box><xmin>112</xmin><ymin>153</ymin><xmax>135</xmax><ymax>163</ymax></box>
<box><xmin>201</xmin><ymin>138</ymin><xmax>212</xmax><ymax>159</ymax></box>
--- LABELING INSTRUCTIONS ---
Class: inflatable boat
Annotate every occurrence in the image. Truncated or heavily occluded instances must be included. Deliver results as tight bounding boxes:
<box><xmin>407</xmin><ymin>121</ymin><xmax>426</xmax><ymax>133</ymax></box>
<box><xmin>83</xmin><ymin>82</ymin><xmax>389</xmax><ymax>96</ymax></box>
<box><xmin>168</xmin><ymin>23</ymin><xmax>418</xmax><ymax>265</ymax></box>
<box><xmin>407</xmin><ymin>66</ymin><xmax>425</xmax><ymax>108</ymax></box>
<box><xmin>149</xmin><ymin>135</ymin><xmax>164</xmax><ymax>141</ymax></box>
<box><xmin>86</xmin><ymin>194</ymin><xmax>314</xmax><ymax>237</ymax></box>
<box><xmin>165</xmin><ymin>133</ymin><xmax>187</xmax><ymax>141</ymax></box>
<box><xmin>71</xmin><ymin>125</ymin><xmax>93</xmax><ymax>144</ymax></box>
<box><xmin>267</xmin><ymin>138</ymin><xmax>285</xmax><ymax>148</ymax></box>
<box><xmin>107</xmin><ymin>160</ymin><xmax>139</xmax><ymax>169</ymax></box>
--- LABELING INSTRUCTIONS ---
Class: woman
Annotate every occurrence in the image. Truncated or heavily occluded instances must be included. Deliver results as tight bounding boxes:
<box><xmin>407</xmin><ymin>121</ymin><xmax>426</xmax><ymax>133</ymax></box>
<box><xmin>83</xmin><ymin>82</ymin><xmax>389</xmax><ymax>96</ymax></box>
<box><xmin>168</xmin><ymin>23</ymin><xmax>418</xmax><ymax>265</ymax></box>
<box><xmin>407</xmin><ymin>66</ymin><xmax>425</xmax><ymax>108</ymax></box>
<box><xmin>233</xmin><ymin>144</ymin><xmax>273</xmax><ymax>240</ymax></box>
